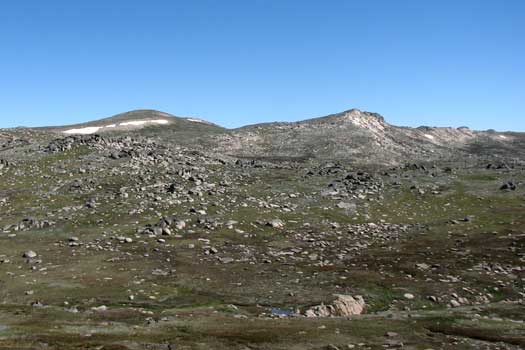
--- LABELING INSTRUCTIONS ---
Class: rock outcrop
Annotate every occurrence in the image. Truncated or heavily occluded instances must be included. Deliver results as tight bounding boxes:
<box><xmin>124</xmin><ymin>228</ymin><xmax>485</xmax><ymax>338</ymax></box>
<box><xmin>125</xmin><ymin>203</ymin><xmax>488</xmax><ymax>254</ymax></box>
<box><xmin>304</xmin><ymin>295</ymin><xmax>366</xmax><ymax>317</ymax></box>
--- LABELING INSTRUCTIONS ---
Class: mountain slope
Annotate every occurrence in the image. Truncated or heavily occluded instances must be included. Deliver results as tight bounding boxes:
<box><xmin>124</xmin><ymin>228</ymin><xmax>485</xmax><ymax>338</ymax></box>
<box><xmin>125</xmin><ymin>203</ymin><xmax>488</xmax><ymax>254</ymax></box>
<box><xmin>26</xmin><ymin>108</ymin><xmax>525</xmax><ymax>165</ymax></box>
<box><xmin>0</xmin><ymin>107</ymin><xmax>524</xmax><ymax>348</ymax></box>
<box><xmin>36</xmin><ymin>109</ymin><xmax>227</xmax><ymax>149</ymax></box>
<box><xmin>41</xmin><ymin>109</ymin><xmax>224</xmax><ymax>134</ymax></box>
<box><xmin>214</xmin><ymin>109</ymin><xmax>525</xmax><ymax>165</ymax></box>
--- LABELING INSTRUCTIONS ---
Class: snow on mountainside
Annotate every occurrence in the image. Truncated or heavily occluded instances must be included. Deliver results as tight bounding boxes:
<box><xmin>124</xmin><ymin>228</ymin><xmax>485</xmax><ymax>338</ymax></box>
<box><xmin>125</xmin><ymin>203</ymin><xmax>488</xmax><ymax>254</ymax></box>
<box><xmin>63</xmin><ymin>119</ymin><xmax>171</xmax><ymax>135</ymax></box>
<box><xmin>24</xmin><ymin>108</ymin><xmax>525</xmax><ymax>165</ymax></box>
<box><xmin>214</xmin><ymin>109</ymin><xmax>523</xmax><ymax>165</ymax></box>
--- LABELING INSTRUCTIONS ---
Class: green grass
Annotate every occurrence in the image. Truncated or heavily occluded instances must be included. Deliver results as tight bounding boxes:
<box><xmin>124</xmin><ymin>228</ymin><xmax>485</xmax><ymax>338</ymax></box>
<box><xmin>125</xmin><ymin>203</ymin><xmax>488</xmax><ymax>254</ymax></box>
<box><xmin>1</xmin><ymin>145</ymin><xmax>524</xmax><ymax>348</ymax></box>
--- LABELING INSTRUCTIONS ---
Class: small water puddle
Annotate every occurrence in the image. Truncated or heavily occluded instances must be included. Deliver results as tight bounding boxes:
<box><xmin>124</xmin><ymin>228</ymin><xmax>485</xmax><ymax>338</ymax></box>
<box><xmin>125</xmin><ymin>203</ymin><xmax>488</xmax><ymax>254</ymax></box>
<box><xmin>271</xmin><ymin>308</ymin><xmax>295</xmax><ymax>317</ymax></box>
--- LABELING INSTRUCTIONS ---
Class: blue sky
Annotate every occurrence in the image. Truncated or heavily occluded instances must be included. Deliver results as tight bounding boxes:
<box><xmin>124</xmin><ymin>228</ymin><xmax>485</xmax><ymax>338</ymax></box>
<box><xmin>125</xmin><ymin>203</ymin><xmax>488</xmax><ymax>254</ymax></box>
<box><xmin>0</xmin><ymin>0</ymin><xmax>523</xmax><ymax>130</ymax></box>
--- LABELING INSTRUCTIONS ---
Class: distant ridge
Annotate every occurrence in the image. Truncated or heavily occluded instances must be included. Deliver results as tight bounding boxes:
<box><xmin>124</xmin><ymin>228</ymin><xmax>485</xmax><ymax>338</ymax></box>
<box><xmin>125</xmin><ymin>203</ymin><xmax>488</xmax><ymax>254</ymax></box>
<box><xmin>17</xmin><ymin>107</ymin><xmax>525</xmax><ymax>165</ymax></box>
<box><xmin>37</xmin><ymin>109</ymin><xmax>224</xmax><ymax>134</ymax></box>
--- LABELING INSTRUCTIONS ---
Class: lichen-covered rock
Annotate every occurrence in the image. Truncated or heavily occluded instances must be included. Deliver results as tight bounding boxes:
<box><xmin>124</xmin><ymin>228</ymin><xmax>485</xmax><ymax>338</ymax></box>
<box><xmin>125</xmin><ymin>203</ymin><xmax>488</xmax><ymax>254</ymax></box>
<box><xmin>305</xmin><ymin>295</ymin><xmax>365</xmax><ymax>317</ymax></box>
<box><xmin>332</xmin><ymin>295</ymin><xmax>366</xmax><ymax>316</ymax></box>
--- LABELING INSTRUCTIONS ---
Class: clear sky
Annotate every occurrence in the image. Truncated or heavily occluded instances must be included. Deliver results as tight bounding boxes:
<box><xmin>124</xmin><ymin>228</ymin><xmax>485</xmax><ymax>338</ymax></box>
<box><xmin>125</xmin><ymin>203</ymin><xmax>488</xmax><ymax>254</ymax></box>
<box><xmin>0</xmin><ymin>0</ymin><xmax>523</xmax><ymax>130</ymax></box>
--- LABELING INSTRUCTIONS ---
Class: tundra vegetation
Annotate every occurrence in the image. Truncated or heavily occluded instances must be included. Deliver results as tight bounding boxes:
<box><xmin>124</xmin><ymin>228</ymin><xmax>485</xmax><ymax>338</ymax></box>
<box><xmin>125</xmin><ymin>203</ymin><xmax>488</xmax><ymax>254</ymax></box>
<box><xmin>0</xmin><ymin>109</ymin><xmax>523</xmax><ymax>349</ymax></box>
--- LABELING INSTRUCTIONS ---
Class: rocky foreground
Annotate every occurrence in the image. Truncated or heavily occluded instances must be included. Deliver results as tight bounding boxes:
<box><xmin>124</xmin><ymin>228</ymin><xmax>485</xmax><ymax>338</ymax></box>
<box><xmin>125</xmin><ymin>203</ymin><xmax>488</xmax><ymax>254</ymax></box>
<box><xmin>0</xmin><ymin>111</ymin><xmax>524</xmax><ymax>349</ymax></box>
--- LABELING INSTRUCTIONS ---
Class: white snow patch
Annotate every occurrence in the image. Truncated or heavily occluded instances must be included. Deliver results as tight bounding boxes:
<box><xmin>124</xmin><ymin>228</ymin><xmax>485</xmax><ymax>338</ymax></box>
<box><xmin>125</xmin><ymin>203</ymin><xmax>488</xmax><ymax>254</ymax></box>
<box><xmin>119</xmin><ymin>119</ymin><xmax>169</xmax><ymax>126</ymax></box>
<box><xmin>424</xmin><ymin>134</ymin><xmax>435</xmax><ymax>140</ymax></box>
<box><xmin>63</xmin><ymin>119</ymin><xmax>170</xmax><ymax>135</ymax></box>
<box><xmin>186</xmin><ymin>118</ymin><xmax>211</xmax><ymax>125</ymax></box>
<box><xmin>499</xmin><ymin>135</ymin><xmax>507</xmax><ymax>139</ymax></box>
<box><xmin>63</xmin><ymin>127</ymin><xmax>102</xmax><ymax>135</ymax></box>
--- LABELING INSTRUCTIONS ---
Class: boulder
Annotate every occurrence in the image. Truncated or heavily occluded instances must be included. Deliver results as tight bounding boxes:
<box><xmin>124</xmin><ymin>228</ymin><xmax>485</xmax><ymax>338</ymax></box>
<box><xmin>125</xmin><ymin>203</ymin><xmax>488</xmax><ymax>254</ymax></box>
<box><xmin>500</xmin><ymin>181</ymin><xmax>517</xmax><ymax>191</ymax></box>
<box><xmin>304</xmin><ymin>295</ymin><xmax>365</xmax><ymax>317</ymax></box>
<box><xmin>23</xmin><ymin>250</ymin><xmax>37</xmax><ymax>259</ymax></box>
<box><xmin>332</xmin><ymin>294</ymin><xmax>366</xmax><ymax>316</ymax></box>
<box><xmin>267</xmin><ymin>219</ymin><xmax>284</xmax><ymax>229</ymax></box>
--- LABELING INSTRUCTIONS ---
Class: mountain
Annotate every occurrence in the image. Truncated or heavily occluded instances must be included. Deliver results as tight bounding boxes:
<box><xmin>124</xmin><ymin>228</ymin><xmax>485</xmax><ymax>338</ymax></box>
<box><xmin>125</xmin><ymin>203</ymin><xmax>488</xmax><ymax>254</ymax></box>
<box><xmin>218</xmin><ymin>109</ymin><xmax>525</xmax><ymax>165</ymax></box>
<box><xmin>36</xmin><ymin>109</ymin><xmax>227</xmax><ymax>149</ymax></box>
<box><xmin>41</xmin><ymin>109</ymin><xmax>224</xmax><ymax>134</ymax></box>
<box><xmin>1</xmin><ymin>107</ymin><xmax>524</xmax><ymax>348</ymax></box>
<box><xmin>18</xmin><ymin>108</ymin><xmax>525</xmax><ymax>165</ymax></box>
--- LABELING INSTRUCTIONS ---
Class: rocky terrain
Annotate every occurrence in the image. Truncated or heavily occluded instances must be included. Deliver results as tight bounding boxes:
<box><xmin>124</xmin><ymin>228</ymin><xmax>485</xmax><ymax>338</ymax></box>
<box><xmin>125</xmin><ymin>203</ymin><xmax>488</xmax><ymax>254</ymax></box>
<box><xmin>0</xmin><ymin>109</ymin><xmax>523</xmax><ymax>349</ymax></box>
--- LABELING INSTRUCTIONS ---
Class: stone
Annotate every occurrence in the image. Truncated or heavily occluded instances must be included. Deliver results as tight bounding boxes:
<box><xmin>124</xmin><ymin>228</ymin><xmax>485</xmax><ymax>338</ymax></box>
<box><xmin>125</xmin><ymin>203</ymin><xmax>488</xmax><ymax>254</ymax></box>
<box><xmin>267</xmin><ymin>219</ymin><xmax>284</xmax><ymax>229</ymax></box>
<box><xmin>450</xmin><ymin>299</ymin><xmax>461</xmax><ymax>308</ymax></box>
<box><xmin>403</xmin><ymin>293</ymin><xmax>415</xmax><ymax>300</ymax></box>
<box><xmin>175</xmin><ymin>220</ymin><xmax>186</xmax><ymax>230</ymax></box>
<box><xmin>332</xmin><ymin>295</ymin><xmax>366</xmax><ymax>316</ymax></box>
<box><xmin>305</xmin><ymin>304</ymin><xmax>332</xmax><ymax>318</ymax></box>
<box><xmin>219</xmin><ymin>257</ymin><xmax>234</xmax><ymax>264</ymax></box>
<box><xmin>304</xmin><ymin>295</ymin><xmax>365</xmax><ymax>317</ymax></box>
<box><xmin>91</xmin><ymin>305</ymin><xmax>108</xmax><ymax>312</ymax></box>
<box><xmin>415</xmin><ymin>263</ymin><xmax>430</xmax><ymax>270</ymax></box>
<box><xmin>23</xmin><ymin>250</ymin><xmax>37</xmax><ymax>259</ymax></box>
<box><xmin>500</xmin><ymin>181</ymin><xmax>517</xmax><ymax>191</ymax></box>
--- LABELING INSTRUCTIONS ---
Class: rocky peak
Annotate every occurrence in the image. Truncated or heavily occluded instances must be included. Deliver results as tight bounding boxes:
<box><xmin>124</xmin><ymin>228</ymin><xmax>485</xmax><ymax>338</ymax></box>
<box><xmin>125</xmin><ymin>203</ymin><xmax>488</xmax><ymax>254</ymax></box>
<box><xmin>338</xmin><ymin>109</ymin><xmax>387</xmax><ymax>131</ymax></box>
<box><xmin>300</xmin><ymin>109</ymin><xmax>388</xmax><ymax>132</ymax></box>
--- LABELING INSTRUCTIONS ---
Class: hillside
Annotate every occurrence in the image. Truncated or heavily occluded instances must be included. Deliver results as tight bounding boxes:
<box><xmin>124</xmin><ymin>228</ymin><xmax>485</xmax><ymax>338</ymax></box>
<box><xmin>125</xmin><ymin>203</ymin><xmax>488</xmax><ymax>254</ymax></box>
<box><xmin>0</xmin><ymin>108</ymin><xmax>523</xmax><ymax>348</ymax></box>
<box><xmin>217</xmin><ymin>109</ymin><xmax>525</xmax><ymax>165</ymax></box>
<box><xmin>28</xmin><ymin>108</ymin><xmax>525</xmax><ymax>166</ymax></box>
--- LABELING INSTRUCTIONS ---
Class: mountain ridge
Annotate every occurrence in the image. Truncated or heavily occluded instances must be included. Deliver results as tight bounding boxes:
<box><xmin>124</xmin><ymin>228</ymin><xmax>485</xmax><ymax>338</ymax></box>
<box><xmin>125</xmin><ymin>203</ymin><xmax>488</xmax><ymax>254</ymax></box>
<box><xmin>5</xmin><ymin>107</ymin><xmax>524</xmax><ymax>166</ymax></box>
<box><xmin>12</xmin><ymin>108</ymin><xmax>516</xmax><ymax>133</ymax></box>
<box><xmin>1</xmin><ymin>106</ymin><xmax>524</xmax><ymax>348</ymax></box>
